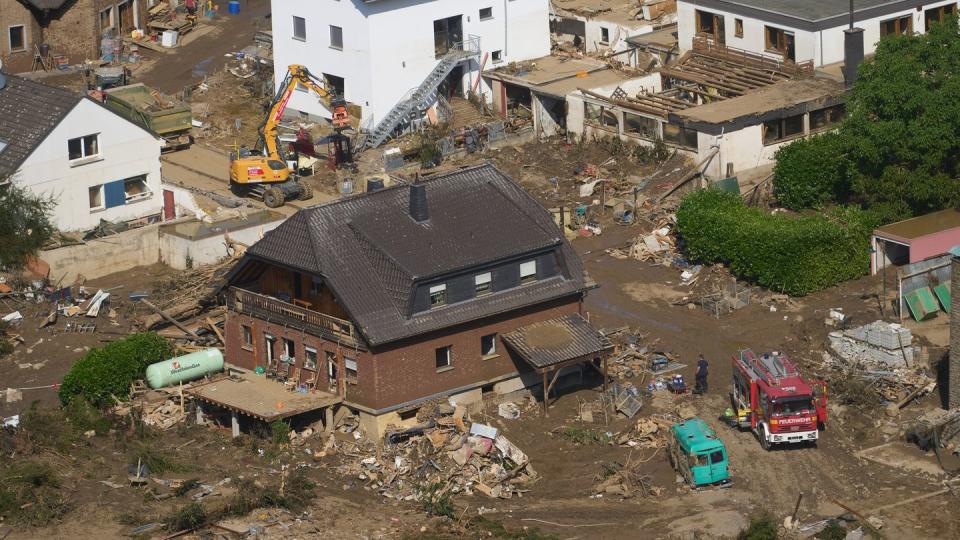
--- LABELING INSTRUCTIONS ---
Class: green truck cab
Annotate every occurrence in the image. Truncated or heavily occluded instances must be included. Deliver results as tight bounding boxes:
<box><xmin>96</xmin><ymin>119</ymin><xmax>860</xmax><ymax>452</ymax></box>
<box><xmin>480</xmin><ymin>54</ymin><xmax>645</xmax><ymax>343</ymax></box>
<box><xmin>668</xmin><ymin>418</ymin><xmax>730</xmax><ymax>487</ymax></box>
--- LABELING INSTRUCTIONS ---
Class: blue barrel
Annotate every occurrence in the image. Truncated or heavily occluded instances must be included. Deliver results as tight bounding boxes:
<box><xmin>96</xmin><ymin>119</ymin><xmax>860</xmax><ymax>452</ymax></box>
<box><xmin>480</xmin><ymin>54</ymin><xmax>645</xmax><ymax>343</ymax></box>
<box><xmin>228</xmin><ymin>1</ymin><xmax>240</xmax><ymax>15</ymax></box>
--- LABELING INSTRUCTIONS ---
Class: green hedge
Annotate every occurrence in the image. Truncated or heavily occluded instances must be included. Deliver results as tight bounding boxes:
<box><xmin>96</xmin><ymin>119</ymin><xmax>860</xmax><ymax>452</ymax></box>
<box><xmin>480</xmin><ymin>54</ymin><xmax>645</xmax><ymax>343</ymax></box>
<box><xmin>772</xmin><ymin>132</ymin><xmax>853</xmax><ymax>210</ymax></box>
<box><xmin>675</xmin><ymin>190</ymin><xmax>874</xmax><ymax>296</ymax></box>
<box><xmin>59</xmin><ymin>333</ymin><xmax>174</xmax><ymax>408</ymax></box>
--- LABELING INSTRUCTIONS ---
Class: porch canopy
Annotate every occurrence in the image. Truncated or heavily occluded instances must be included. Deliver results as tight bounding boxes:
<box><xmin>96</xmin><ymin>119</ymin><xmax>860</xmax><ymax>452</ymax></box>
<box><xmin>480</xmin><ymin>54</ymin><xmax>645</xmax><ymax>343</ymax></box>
<box><xmin>501</xmin><ymin>313</ymin><xmax>613</xmax><ymax>415</ymax></box>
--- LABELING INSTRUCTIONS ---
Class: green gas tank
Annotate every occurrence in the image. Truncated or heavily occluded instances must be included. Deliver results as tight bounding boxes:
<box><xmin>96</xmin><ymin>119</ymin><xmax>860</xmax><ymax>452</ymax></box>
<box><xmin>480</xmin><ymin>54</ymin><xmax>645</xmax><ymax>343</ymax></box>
<box><xmin>145</xmin><ymin>349</ymin><xmax>224</xmax><ymax>389</ymax></box>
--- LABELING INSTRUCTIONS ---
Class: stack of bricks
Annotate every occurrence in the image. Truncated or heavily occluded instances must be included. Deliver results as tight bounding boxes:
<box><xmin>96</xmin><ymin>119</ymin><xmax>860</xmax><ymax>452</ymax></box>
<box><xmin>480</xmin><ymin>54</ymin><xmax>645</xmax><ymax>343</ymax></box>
<box><xmin>951</xmin><ymin>256</ymin><xmax>960</xmax><ymax>410</ymax></box>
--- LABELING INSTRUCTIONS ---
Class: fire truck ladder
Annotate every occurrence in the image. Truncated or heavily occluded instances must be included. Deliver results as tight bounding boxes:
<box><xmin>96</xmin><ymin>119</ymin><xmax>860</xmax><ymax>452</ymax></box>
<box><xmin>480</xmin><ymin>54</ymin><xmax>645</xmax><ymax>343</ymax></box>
<box><xmin>738</xmin><ymin>349</ymin><xmax>797</xmax><ymax>387</ymax></box>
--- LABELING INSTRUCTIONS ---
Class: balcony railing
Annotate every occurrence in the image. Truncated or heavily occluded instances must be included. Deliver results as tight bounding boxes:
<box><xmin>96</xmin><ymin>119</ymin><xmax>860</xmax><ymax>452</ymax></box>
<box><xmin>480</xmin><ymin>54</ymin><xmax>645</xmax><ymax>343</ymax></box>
<box><xmin>229</xmin><ymin>287</ymin><xmax>360</xmax><ymax>347</ymax></box>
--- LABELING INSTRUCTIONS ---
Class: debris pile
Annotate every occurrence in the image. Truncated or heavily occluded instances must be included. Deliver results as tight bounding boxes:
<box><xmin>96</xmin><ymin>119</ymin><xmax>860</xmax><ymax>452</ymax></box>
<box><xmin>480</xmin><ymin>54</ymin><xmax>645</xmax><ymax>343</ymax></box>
<box><xmin>141</xmin><ymin>399</ymin><xmax>187</xmax><ymax>430</ymax></box>
<box><xmin>333</xmin><ymin>411</ymin><xmax>537</xmax><ymax>502</ymax></box>
<box><xmin>615</xmin><ymin>415</ymin><xmax>673</xmax><ymax>449</ymax></box>
<box><xmin>829</xmin><ymin>321</ymin><xmax>915</xmax><ymax>368</ymax></box>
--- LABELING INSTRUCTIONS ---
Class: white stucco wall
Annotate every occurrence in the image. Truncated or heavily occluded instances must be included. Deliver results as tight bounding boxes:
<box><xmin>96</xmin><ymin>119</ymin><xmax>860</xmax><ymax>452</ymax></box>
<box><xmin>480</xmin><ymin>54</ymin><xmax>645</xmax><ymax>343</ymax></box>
<box><xmin>271</xmin><ymin>0</ymin><xmax>550</xmax><ymax>127</ymax></box>
<box><xmin>677</xmin><ymin>0</ymin><xmax>958</xmax><ymax>67</ymax></box>
<box><xmin>159</xmin><ymin>219</ymin><xmax>283</xmax><ymax>270</ymax></box>
<box><xmin>13</xmin><ymin>98</ymin><xmax>163</xmax><ymax>232</ymax></box>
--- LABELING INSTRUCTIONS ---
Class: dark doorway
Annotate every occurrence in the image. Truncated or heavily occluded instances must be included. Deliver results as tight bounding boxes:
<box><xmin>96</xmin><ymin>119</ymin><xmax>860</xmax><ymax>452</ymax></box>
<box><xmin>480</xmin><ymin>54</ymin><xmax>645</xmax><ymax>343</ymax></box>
<box><xmin>440</xmin><ymin>64</ymin><xmax>464</xmax><ymax>99</ymax></box>
<box><xmin>434</xmin><ymin>15</ymin><xmax>463</xmax><ymax>58</ymax></box>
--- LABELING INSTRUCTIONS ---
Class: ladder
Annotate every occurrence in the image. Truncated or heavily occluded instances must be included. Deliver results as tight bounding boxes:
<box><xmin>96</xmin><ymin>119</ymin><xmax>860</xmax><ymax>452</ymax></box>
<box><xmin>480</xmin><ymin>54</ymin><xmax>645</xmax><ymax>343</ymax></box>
<box><xmin>365</xmin><ymin>37</ymin><xmax>480</xmax><ymax>148</ymax></box>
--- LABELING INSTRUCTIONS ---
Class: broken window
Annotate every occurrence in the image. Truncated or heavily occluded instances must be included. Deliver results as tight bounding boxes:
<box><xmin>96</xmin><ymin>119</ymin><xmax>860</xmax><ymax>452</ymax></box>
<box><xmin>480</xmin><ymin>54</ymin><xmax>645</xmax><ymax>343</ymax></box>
<box><xmin>435</xmin><ymin>346</ymin><xmax>452</xmax><ymax>369</ymax></box>
<box><xmin>880</xmin><ymin>15</ymin><xmax>912</xmax><ymax>37</ymax></box>
<box><xmin>734</xmin><ymin>18</ymin><xmax>743</xmax><ymax>38</ymax></box>
<box><xmin>809</xmin><ymin>104</ymin><xmax>846</xmax><ymax>132</ymax></box>
<box><xmin>481</xmin><ymin>334</ymin><xmax>497</xmax><ymax>356</ymax></box>
<box><xmin>475</xmin><ymin>272</ymin><xmax>492</xmax><ymax>296</ymax></box>
<box><xmin>479</xmin><ymin>7</ymin><xmax>493</xmax><ymax>20</ymax></box>
<box><xmin>293</xmin><ymin>16</ymin><xmax>306</xmax><ymax>40</ymax></box>
<box><xmin>695</xmin><ymin>10</ymin><xmax>725</xmax><ymax>44</ymax></box>
<box><xmin>241</xmin><ymin>325</ymin><xmax>252</xmax><ymax>347</ymax></box>
<box><xmin>429</xmin><ymin>284</ymin><xmax>447</xmax><ymax>307</ymax></box>
<box><xmin>100</xmin><ymin>7</ymin><xmax>113</xmax><ymax>30</ymax></box>
<box><xmin>520</xmin><ymin>260</ymin><xmax>537</xmax><ymax>284</ymax></box>
<box><xmin>623</xmin><ymin>113</ymin><xmax>658</xmax><ymax>140</ymax></box>
<box><xmin>304</xmin><ymin>346</ymin><xmax>318</xmax><ymax>370</ymax></box>
<box><xmin>282</xmin><ymin>338</ymin><xmax>296</xmax><ymax>362</ymax></box>
<box><xmin>68</xmin><ymin>134</ymin><xmax>99</xmax><ymax>161</ymax></box>
<box><xmin>765</xmin><ymin>26</ymin><xmax>795</xmax><ymax>62</ymax></box>
<box><xmin>663</xmin><ymin>123</ymin><xmax>698</xmax><ymax>150</ymax></box>
<box><xmin>8</xmin><ymin>25</ymin><xmax>25</xmax><ymax>52</ymax></box>
<box><xmin>762</xmin><ymin>114</ymin><xmax>804</xmax><ymax>145</ymax></box>
<box><xmin>123</xmin><ymin>175</ymin><xmax>151</xmax><ymax>202</ymax></box>
<box><xmin>925</xmin><ymin>4</ymin><xmax>957</xmax><ymax>28</ymax></box>
<box><xmin>491</xmin><ymin>49</ymin><xmax>502</xmax><ymax>63</ymax></box>
<box><xmin>323</xmin><ymin>73</ymin><xmax>345</xmax><ymax>96</ymax></box>
<box><xmin>584</xmin><ymin>102</ymin><xmax>617</xmax><ymax>129</ymax></box>
<box><xmin>329</xmin><ymin>25</ymin><xmax>343</xmax><ymax>50</ymax></box>
<box><xmin>326</xmin><ymin>351</ymin><xmax>337</xmax><ymax>389</ymax></box>
<box><xmin>344</xmin><ymin>357</ymin><xmax>357</xmax><ymax>380</ymax></box>
<box><xmin>600</xmin><ymin>27</ymin><xmax>610</xmax><ymax>44</ymax></box>
<box><xmin>89</xmin><ymin>185</ymin><xmax>104</xmax><ymax>210</ymax></box>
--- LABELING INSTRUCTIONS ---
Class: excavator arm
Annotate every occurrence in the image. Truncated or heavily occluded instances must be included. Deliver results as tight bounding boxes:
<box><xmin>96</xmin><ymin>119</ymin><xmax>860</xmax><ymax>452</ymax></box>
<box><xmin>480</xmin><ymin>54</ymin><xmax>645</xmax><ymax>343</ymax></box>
<box><xmin>255</xmin><ymin>64</ymin><xmax>339</xmax><ymax>159</ymax></box>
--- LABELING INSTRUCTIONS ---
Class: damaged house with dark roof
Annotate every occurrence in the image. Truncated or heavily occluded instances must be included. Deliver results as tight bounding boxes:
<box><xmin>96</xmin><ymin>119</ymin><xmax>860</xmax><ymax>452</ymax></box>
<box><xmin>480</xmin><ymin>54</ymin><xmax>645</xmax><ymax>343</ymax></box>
<box><xmin>1</xmin><ymin>0</ymin><xmax>147</xmax><ymax>73</ymax></box>
<box><xmin>220</xmin><ymin>163</ymin><xmax>612</xmax><ymax>436</ymax></box>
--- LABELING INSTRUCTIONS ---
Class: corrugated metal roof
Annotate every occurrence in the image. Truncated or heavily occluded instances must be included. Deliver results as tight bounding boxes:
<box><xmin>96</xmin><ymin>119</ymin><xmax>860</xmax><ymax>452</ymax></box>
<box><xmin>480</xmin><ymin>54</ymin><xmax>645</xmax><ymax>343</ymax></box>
<box><xmin>501</xmin><ymin>313</ymin><xmax>612</xmax><ymax>369</ymax></box>
<box><xmin>235</xmin><ymin>163</ymin><xmax>590</xmax><ymax>346</ymax></box>
<box><xmin>0</xmin><ymin>74</ymin><xmax>80</xmax><ymax>178</ymax></box>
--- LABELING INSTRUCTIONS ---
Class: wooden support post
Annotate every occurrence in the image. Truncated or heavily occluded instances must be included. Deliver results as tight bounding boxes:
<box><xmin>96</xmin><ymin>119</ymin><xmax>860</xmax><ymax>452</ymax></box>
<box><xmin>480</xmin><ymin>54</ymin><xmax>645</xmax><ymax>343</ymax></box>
<box><xmin>231</xmin><ymin>411</ymin><xmax>240</xmax><ymax>438</ymax></box>
<box><xmin>542</xmin><ymin>371</ymin><xmax>549</xmax><ymax>417</ymax></box>
<box><xmin>602</xmin><ymin>355</ymin><xmax>608</xmax><ymax>393</ymax></box>
<box><xmin>546</xmin><ymin>368</ymin><xmax>563</xmax><ymax>400</ymax></box>
<box><xmin>179</xmin><ymin>381</ymin><xmax>184</xmax><ymax>417</ymax></box>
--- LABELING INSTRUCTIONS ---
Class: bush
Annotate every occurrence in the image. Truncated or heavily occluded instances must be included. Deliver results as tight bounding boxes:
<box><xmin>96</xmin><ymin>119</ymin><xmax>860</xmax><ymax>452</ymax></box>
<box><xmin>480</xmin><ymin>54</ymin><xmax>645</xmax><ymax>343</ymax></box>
<box><xmin>165</xmin><ymin>502</ymin><xmax>206</xmax><ymax>531</ymax></box>
<box><xmin>738</xmin><ymin>513</ymin><xmax>778</xmax><ymax>540</ymax></box>
<box><xmin>270</xmin><ymin>420</ymin><xmax>291</xmax><ymax>445</ymax></box>
<box><xmin>59</xmin><ymin>333</ymin><xmax>174</xmax><ymax>407</ymax></box>
<box><xmin>773</xmin><ymin>132</ymin><xmax>852</xmax><ymax>210</ymax></box>
<box><xmin>419</xmin><ymin>481</ymin><xmax>455</xmax><ymax>518</ymax></box>
<box><xmin>675</xmin><ymin>189</ymin><xmax>875</xmax><ymax>296</ymax></box>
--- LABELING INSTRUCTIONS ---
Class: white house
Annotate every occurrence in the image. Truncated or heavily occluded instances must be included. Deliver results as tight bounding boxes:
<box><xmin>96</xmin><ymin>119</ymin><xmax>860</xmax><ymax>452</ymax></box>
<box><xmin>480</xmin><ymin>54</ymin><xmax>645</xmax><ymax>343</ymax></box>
<box><xmin>270</xmin><ymin>0</ymin><xmax>551</xmax><ymax>132</ymax></box>
<box><xmin>0</xmin><ymin>74</ymin><xmax>163</xmax><ymax>232</ymax></box>
<box><xmin>676</xmin><ymin>0</ymin><xmax>958</xmax><ymax>68</ymax></box>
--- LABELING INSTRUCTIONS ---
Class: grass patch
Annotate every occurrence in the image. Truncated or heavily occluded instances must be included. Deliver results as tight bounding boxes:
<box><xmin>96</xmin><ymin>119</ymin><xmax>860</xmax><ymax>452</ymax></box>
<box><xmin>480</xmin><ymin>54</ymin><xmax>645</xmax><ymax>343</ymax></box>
<box><xmin>817</xmin><ymin>520</ymin><xmax>848</xmax><ymax>540</ymax></box>
<box><xmin>270</xmin><ymin>420</ymin><xmax>290</xmax><ymax>445</ymax></box>
<box><xmin>129</xmin><ymin>444</ymin><xmax>190</xmax><ymax>475</ymax></box>
<box><xmin>419</xmin><ymin>481</ymin><xmax>455</xmax><ymax>519</ymax></box>
<box><xmin>557</xmin><ymin>427</ymin><xmax>612</xmax><ymax>445</ymax></box>
<box><xmin>165</xmin><ymin>502</ymin><xmax>206</xmax><ymax>532</ymax></box>
<box><xmin>19</xmin><ymin>402</ymin><xmax>78</xmax><ymax>452</ymax></box>
<box><xmin>738</xmin><ymin>513</ymin><xmax>778</xmax><ymax>540</ymax></box>
<box><xmin>0</xmin><ymin>461</ymin><xmax>69</xmax><ymax>526</ymax></box>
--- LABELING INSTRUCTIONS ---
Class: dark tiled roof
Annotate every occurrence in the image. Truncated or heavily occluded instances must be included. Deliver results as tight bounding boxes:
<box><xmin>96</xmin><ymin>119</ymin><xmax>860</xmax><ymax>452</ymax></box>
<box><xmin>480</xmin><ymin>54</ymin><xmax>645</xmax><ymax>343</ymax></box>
<box><xmin>238</xmin><ymin>163</ymin><xmax>589</xmax><ymax>346</ymax></box>
<box><xmin>0</xmin><ymin>74</ymin><xmax>81</xmax><ymax>178</ymax></box>
<box><xmin>501</xmin><ymin>314</ymin><xmax>613</xmax><ymax>369</ymax></box>
<box><xmin>22</xmin><ymin>0</ymin><xmax>72</xmax><ymax>10</ymax></box>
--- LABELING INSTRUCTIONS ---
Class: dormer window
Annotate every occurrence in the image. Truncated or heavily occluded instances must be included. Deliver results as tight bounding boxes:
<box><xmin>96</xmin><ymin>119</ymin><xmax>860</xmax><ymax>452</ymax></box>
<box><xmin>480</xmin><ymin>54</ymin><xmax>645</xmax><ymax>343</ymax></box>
<box><xmin>429</xmin><ymin>284</ymin><xmax>447</xmax><ymax>307</ymax></box>
<box><xmin>475</xmin><ymin>272</ymin><xmax>492</xmax><ymax>296</ymax></box>
<box><xmin>520</xmin><ymin>260</ymin><xmax>537</xmax><ymax>284</ymax></box>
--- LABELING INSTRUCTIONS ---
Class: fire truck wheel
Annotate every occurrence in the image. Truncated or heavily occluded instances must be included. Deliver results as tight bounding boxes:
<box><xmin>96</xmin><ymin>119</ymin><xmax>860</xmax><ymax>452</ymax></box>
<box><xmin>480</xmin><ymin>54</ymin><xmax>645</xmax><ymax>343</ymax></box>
<box><xmin>759</xmin><ymin>426</ymin><xmax>771</xmax><ymax>451</ymax></box>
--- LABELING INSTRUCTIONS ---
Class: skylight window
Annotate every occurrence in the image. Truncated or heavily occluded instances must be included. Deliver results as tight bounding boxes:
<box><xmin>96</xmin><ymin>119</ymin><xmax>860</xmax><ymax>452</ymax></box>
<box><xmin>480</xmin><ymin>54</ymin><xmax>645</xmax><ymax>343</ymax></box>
<box><xmin>0</xmin><ymin>140</ymin><xmax>7</xmax><ymax>153</ymax></box>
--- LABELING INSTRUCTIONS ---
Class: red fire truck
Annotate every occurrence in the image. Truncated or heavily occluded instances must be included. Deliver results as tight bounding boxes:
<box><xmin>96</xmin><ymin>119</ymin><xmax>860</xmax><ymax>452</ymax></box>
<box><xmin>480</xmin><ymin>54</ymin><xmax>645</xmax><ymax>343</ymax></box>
<box><xmin>731</xmin><ymin>349</ymin><xmax>827</xmax><ymax>450</ymax></box>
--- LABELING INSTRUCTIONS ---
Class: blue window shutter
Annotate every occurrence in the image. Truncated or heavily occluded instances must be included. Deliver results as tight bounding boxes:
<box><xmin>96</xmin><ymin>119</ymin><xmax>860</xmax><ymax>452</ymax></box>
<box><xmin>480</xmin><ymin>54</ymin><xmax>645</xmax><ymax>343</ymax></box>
<box><xmin>104</xmin><ymin>180</ymin><xmax>125</xmax><ymax>208</ymax></box>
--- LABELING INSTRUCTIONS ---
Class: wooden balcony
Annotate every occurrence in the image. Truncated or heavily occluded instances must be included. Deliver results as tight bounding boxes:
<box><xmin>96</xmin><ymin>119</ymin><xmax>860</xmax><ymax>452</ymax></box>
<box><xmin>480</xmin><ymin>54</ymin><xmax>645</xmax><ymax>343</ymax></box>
<box><xmin>229</xmin><ymin>287</ymin><xmax>361</xmax><ymax>348</ymax></box>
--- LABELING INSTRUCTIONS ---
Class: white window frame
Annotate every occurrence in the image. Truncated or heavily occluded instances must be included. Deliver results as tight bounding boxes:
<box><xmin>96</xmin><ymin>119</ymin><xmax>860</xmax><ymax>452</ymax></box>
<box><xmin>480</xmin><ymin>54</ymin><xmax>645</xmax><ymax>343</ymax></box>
<box><xmin>344</xmin><ymin>357</ymin><xmax>358</xmax><ymax>380</ymax></box>
<box><xmin>479</xmin><ymin>7</ymin><xmax>494</xmax><ymax>20</ymax></box>
<box><xmin>429</xmin><ymin>283</ymin><xmax>447</xmax><ymax>307</ymax></box>
<box><xmin>491</xmin><ymin>50</ymin><xmax>503</xmax><ymax>63</ymax></box>
<box><xmin>264</xmin><ymin>334</ymin><xmax>276</xmax><ymax>363</ymax></box>
<box><xmin>329</xmin><ymin>25</ymin><xmax>343</xmax><ymax>50</ymax></box>
<box><xmin>600</xmin><ymin>26</ymin><xmax>610</xmax><ymax>44</ymax></box>
<box><xmin>304</xmin><ymin>346</ymin><xmax>318</xmax><ymax>370</ymax></box>
<box><xmin>68</xmin><ymin>134</ymin><xmax>100</xmax><ymax>163</ymax></box>
<box><xmin>435</xmin><ymin>346</ymin><xmax>452</xmax><ymax>370</ymax></box>
<box><xmin>293</xmin><ymin>16</ymin><xmax>306</xmax><ymax>41</ymax></box>
<box><xmin>8</xmin><ymin>25</ymin><xmax>26</xmax><ymax>52</ymax></box>
<box><xmin>88</xmin><ymin>184</ymin><xmax>104</xmax><ymax>212</ymax></box>
<box><xmin>481</xmin><ymin>333</ymin><xmax>497</xmax><ymax>357</ymax></box>
<box><xmin>520</xmin><ymin>260</ymin><xmax>537</xmax><ymax>283</ymax></box>
<box><xmin>123</xmin><ymin>175</ymin><xmax>152</xmax><ymax>203</ymax></box>
<box><xmin>241</xmin><ymin>325</ymin><xmax>253</xmax><ymax>348</ymax></box>
<box><xmin>475</xmin><ymin>272</ymin><xmax>492</xmax><ymax>296</ymax></box>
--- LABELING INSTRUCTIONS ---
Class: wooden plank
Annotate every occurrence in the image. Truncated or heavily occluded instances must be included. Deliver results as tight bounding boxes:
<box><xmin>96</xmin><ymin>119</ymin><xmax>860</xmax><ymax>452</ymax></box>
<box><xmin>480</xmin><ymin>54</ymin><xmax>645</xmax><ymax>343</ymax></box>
<box><xmin>206</xmin><ymin>317</ymin><xmax>225</xmax><ymax>344</ymax></box>
<box><xmin>141</xmin><ymin>299</ymin><xmax>201</xmax><ymax>340</ymax></box>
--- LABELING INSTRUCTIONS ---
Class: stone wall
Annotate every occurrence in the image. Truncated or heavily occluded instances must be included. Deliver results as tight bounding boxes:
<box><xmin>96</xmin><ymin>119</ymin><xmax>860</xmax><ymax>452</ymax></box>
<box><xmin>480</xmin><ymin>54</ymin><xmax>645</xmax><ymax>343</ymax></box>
<box><xmin>950</xmin><ymin>256</ymin><xmax>959</xmax><ymax>409</ymax></box>
<box><xmin>0</xmin><ymin>0</ymin><xmax>41</xmax><ymax>72</ymax></box>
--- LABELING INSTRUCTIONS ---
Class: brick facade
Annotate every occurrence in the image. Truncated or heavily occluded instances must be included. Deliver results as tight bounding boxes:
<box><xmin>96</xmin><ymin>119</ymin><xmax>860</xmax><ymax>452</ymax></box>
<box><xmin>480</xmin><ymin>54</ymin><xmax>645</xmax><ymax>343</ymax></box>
<box><xmin>950</xmin><ymin>256</ymin><xmax>959</xmax><ymax>409</ymax></box>
<box><xmin>224</xmin><ymin>294</ymin><xmax>583</xmax><ymax>413</ymax></box>
<box><xmin>1</xmin><ymin>0</ymin><xmax>147</xmax><ymax>73</ymax></box>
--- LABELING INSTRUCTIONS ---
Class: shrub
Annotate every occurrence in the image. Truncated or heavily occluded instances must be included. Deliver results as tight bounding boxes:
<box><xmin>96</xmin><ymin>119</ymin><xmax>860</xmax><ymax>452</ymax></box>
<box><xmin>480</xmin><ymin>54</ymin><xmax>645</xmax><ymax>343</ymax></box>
<box><xmin>165</xmin><ymin>502</ymin><xmax>206</xmax><ymax>531</ymax></box>
<box><xmin>773</xmin><ymin>132</ymin><xmax>852</xmax><ymax>210</ymax></box>
<box><xmin>0</xmin><ymin>461</ymin><xmax>69</xmax><ymax>526</ymax></box>
<box><xmin>59</xmin><ymin>333</ymin><xmax>174</xmax><ymax>407</ymax></box>
<box><xmin>675</xmin><ymin>189</ymin><xmax>874</xmax><ymax>296</ymax></box>
<box><xmin>270</xmin><ymin>420</ymin><xmax>291</xmax><ymax>445</ymax></box>
<box><xmin>738</xmin><ymin>513</ymin><xmax>778</xmax><ymax>540</ymax></box>
<box><xmin>419</xmin><ymin>481</ymin><xmax>455</xmax><ymax>518</ymax></box>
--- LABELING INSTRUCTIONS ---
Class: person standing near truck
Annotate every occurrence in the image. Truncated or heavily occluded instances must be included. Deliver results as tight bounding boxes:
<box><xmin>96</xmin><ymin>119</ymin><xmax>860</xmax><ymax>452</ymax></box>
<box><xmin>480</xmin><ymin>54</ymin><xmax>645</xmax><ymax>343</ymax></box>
<box><xmin>696</xmin><ymin>353</ymin><xmax>709</xmax><ymax>394</ymax></box>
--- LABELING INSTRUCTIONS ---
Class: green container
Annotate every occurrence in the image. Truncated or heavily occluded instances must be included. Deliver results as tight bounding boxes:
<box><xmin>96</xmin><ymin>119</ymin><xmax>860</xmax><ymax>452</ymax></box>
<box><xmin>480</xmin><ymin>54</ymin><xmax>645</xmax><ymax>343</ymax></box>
<box><xmin>103</xmin><ymin>83</ymin><xmax>192</xmax><ymax>139</ymax></box>
<box><xmin>669</xmin><ymin>417</ymin><xmax>730</xmax><ymax>487</ymax></box>
<box><xmin>145</xmin><ymin>349</ymin><xmax>224</xmax><ymax>389</ymax></box>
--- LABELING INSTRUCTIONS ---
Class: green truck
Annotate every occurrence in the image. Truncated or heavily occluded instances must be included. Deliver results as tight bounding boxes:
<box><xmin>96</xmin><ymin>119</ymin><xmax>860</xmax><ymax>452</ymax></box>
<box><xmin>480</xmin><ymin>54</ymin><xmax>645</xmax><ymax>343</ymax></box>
<box><xmin>668</xmin><ymin>417</ymin><xmax>730</xmax><ymax>487</ymax></box>
<box><xmin>102</xmin><ymin>83</ymin><xmax>192</xmax><ymax>152</ymax></box>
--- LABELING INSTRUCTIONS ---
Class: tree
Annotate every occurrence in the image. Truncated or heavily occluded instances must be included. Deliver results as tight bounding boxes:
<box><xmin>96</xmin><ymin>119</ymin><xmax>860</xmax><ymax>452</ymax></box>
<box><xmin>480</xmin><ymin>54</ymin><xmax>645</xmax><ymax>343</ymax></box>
<box><xmin>772</xmin><ymin>18</ymin><xmax>960</xmax><ymax>222</ymax></box>
<box><xmin>0</xmin><ymin>178</ymin><xmax>55</xmax><ymax>271</ymax></box>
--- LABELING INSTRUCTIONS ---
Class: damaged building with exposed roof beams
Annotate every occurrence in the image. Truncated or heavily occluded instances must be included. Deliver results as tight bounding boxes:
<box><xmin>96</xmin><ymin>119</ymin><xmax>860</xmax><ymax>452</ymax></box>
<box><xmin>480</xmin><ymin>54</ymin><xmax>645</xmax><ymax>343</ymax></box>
<box><xmin>1</xmin><ymin>0</ymin><xmax>147</xmax><ymax>73</ymax></box>
<box><xmin>219</xmin><ymin>163</ymin><xmax>612</xmax><ymax>436</ymax></box>
<box><xmin>566</xmin><ymin>35</ymin><xmax>848</xmax><ymax>185</ymax></box>
<box><xmin>551</xmin><ymin>0</ymin><xmax>678</xmax><ymax>55</ymax></box>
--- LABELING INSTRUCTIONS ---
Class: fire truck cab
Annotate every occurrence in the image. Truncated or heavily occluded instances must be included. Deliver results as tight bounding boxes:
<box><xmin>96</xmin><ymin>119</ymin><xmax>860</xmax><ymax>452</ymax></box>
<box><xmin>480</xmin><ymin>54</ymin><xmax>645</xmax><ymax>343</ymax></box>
<box><xmin>731</xmin><ymin>349</ymin><xmax>827</xmax><ymax>450</ymax></box>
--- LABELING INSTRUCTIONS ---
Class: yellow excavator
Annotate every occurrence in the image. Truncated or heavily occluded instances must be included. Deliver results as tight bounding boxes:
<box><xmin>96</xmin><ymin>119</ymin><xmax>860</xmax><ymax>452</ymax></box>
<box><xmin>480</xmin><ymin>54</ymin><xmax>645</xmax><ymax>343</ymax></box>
<box><xmin>229</xmin><ymin>64</ymin><xmax>352</xmax><ymax>207</ymax></box>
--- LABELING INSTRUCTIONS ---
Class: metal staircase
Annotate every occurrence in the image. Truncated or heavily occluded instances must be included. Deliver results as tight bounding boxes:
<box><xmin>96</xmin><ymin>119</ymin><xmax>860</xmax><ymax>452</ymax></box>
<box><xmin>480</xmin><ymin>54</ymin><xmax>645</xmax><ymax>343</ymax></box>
<box><xmin>366</xmin><ymin>36</ymin><xmax>480</xmax><ymax>148</ymax></box>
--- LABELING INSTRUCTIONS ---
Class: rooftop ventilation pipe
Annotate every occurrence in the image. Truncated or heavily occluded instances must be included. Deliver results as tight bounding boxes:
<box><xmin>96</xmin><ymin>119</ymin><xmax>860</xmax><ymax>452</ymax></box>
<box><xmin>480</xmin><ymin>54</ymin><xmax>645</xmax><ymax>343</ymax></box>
<box><xmin>843</xmin><ymin>0</ymin><xmax>865</xmax><ymax>88</ymax></box>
